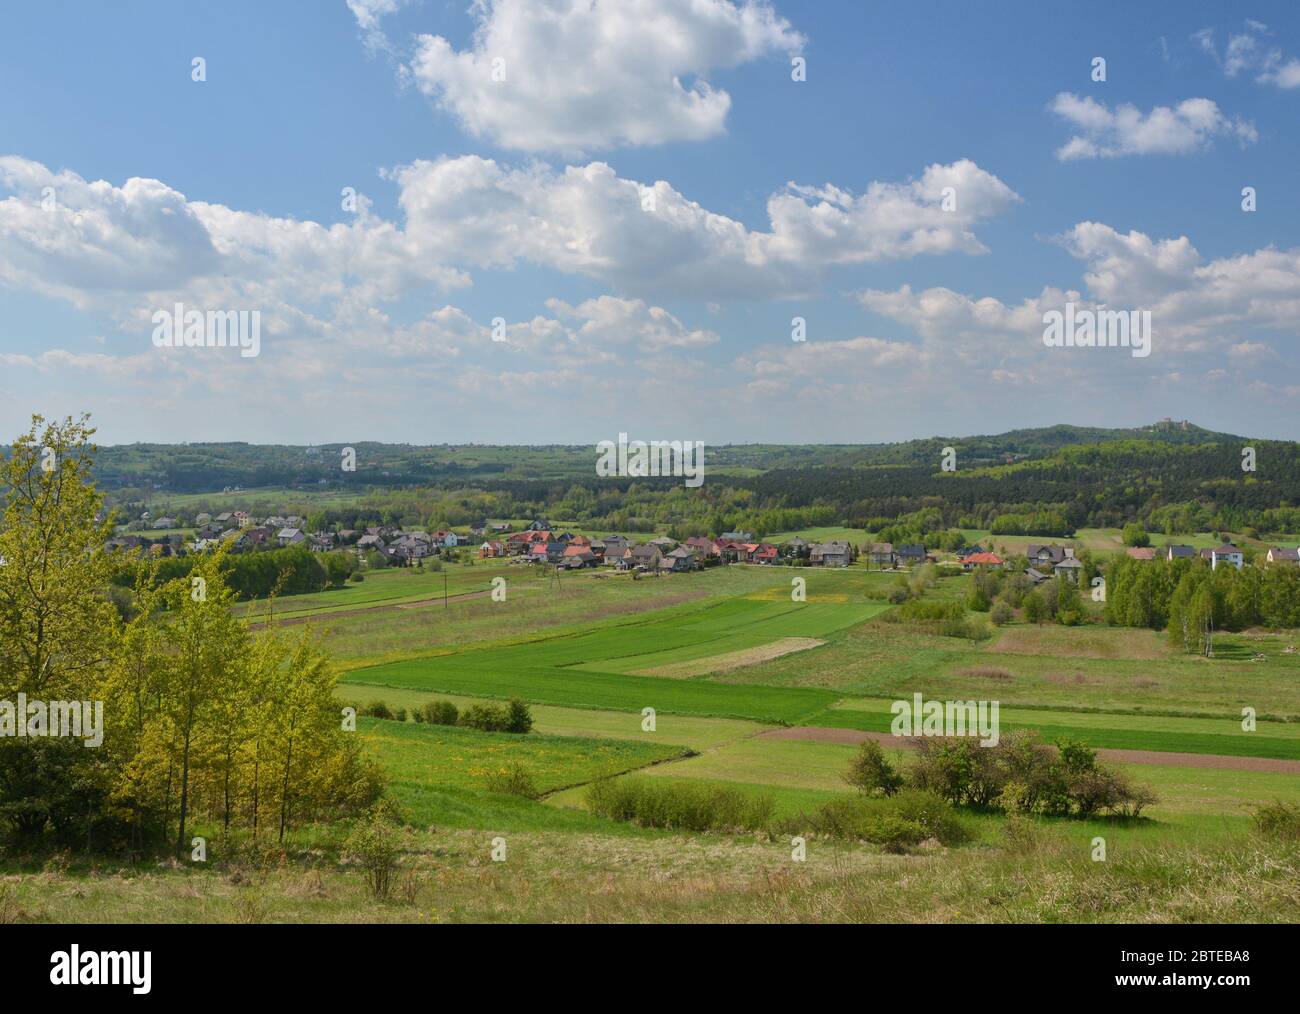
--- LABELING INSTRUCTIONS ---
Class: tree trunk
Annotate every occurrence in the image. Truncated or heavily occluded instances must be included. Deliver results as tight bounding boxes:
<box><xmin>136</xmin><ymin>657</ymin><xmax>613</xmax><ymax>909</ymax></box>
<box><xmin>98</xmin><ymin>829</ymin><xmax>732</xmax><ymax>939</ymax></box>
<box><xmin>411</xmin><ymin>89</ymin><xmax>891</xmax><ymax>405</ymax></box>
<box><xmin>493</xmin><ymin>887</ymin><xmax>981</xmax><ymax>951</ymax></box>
<box><xmin>175</xmin><ymin>729</ymin><xmax>192</xmax><ymax>857</ymax></box>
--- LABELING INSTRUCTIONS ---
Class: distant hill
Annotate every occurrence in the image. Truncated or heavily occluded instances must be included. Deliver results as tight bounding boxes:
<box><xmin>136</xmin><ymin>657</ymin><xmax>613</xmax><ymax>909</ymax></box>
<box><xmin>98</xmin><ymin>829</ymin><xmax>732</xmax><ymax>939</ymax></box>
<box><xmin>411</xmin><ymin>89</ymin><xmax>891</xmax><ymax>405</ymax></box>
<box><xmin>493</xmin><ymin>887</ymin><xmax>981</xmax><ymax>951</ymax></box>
<box><xmin>85</xmin><ymin>421</ymin><xmax>1253</xmax><ymax>492</ymax></box>
<box><xmin>80</xmin><ymin>423</ymin><xmax>1300</xmax><ymax>538</ymax></box>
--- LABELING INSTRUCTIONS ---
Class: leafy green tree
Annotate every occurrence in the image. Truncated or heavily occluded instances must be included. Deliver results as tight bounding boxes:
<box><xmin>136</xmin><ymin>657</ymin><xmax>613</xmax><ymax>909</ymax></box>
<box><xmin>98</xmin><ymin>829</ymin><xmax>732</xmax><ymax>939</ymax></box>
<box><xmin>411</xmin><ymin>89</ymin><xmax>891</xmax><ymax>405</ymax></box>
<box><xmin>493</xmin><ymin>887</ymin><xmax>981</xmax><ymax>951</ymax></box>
<box><xmin>0</xmin><ymin>414</ymin><xmax>118</xmax><ymax>700</ymax></box>
<box><xmin>1121</xmin><ymin>522</ymin><xmax>1150</xmax><ymax>547</ymax></box>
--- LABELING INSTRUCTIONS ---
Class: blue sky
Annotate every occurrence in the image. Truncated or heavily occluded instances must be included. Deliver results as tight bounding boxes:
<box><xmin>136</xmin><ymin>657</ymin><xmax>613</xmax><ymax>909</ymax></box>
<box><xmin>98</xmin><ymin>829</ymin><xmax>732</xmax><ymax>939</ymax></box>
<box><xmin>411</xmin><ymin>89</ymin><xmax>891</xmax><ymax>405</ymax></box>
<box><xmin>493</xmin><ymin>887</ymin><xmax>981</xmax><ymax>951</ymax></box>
<box><xmin>2</xmin><ymin>0</ymin><xmax>1298</xmax><ymax>444</ymax></box>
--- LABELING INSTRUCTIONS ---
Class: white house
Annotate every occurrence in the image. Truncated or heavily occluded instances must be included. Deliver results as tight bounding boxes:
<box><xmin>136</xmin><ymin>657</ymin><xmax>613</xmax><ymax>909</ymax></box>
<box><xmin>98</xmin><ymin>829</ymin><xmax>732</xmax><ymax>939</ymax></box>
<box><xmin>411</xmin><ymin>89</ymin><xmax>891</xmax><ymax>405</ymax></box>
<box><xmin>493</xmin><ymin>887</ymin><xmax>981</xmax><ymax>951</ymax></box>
<box><xmin>1202</xmin><ymin>545</ymin><xmax>1243</xmax><ymax>571</ymax></box>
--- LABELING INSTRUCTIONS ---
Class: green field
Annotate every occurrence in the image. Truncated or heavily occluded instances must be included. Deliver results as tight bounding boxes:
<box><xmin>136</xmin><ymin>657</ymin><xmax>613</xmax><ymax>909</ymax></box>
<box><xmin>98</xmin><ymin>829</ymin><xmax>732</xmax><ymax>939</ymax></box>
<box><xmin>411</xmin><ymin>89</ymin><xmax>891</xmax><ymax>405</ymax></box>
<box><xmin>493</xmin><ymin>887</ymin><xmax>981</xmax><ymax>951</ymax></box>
<box><xmin>808</xmin><ymin>698</ymin><xmax>1300</xmax><ymax>759</ymax></box>
<box><xmin>14</xmin><ymin>554</ymin><xmax>1300</xmax><ymax>923</ymax></box>
<box><xmin>336</xmin><ymin>684</ymin><xmax>768</xmax><ymax>751</ymax></box>
<box><xmin>343</xmin><ymin>572</ymin><xmax>889</xmax><ymax>721</ymax></box>
<box><xmin>236</xmin><ymin>562</ymin><xmax>517</xmax><ymax>621</ymax></box>
<box><xmin>358</xmin><ymin>717</ymin><xmax>687</xmax><ymax>831</ymax></box>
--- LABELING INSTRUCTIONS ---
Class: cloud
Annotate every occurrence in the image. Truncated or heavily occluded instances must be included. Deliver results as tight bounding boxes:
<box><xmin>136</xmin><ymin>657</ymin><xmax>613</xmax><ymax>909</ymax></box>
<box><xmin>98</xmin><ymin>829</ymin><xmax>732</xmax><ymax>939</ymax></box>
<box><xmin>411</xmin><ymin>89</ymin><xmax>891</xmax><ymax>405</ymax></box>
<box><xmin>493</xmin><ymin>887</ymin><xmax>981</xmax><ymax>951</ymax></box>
<box><xmin>0</xmin><ymin>153</ymin><xmax>1018</xmax><ymax>340</ymax></box>
<box><xmin>404</xmin><ymin>0</ymin><xmax>804</xmax><ymax>153</ymax></box>
<box><xmin>346</xmin><ymin>0</ymin><xmax>411</xmax><ymax>55</ymax></box>
<box><xmin>0</xmin><ymin>156</ymin><xmax>468</xmax><ymax>345</ymax></box>
<box><xmin>1049</xmin><ymin>93</ymin><xmax>1257</xmax><ymax>159</ymax></box>
<box><xmin>0</xmin><ymin>151</ymin><xmax>1018</xmax><ymax>368</ymax></box>
<box><xmin>858</xmin><ymin>222</ymin><xmax>1300</xmax><ymax>364</ymax></box>
<box><xmin>392</xmin><ymin>155</ymin><xmax>1019</xmax><ymax>298</ymax></box>
<box><xmin>546</xmin><ymin>296</ymin><xmax>719</xmax><ymax>350</ymax></box>
<box><xmin>1194</xmin><ymin>21</ymin><xmax>1300</xmax><ymax>89</ymax></box>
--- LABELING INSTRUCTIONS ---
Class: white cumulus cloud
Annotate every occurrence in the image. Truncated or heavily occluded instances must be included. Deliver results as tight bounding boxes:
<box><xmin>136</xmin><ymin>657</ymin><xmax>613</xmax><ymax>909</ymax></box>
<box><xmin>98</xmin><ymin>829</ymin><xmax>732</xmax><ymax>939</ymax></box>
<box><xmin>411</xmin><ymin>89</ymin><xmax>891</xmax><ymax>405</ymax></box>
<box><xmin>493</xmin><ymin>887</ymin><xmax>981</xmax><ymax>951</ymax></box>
<box><xmin>405</xmin><ymin>0</ymin><xmax>804</xmax><ymax>153</ymax></box>
<box><xmin>1049</xmin><ymin>93</ymin><xmax>1257</xmax><ymax>159</ymax></box>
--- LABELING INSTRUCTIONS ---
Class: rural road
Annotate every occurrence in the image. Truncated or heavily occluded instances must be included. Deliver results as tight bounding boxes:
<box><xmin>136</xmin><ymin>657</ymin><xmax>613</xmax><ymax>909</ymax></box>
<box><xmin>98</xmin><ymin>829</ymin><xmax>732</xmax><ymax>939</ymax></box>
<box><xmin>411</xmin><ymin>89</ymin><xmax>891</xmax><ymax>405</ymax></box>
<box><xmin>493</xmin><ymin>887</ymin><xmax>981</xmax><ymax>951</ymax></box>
<box><xmin>760</xmin><ymin>726</ymin><xmax>1300</xmax><ymax>774</ymax></box>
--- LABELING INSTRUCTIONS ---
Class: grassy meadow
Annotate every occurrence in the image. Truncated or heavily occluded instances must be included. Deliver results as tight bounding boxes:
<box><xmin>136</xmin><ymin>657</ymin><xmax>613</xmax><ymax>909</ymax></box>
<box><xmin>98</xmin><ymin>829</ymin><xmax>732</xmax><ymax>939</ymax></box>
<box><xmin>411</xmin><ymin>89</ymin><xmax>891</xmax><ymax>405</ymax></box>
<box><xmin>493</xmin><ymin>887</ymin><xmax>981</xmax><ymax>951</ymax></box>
<box><xmin>12</xmin><ymin>553</ymin><xmax>1300</xmax><ymax>924</ymax></box>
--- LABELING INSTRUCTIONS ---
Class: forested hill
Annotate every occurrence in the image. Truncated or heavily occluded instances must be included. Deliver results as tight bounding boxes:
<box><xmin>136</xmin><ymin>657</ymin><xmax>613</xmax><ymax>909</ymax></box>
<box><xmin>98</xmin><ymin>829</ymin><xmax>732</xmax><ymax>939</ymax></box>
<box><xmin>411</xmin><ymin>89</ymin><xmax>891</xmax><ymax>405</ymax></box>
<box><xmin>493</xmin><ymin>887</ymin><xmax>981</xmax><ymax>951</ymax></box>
<box><xmin>85</xmin><ymin>420</ymin><xmax>1246</xmax><ymax>491</ymax></box>
<box><xmin>70</xmin><ymin>421</ymin><xmax>1300</xmax><ymax>535</ymax></box>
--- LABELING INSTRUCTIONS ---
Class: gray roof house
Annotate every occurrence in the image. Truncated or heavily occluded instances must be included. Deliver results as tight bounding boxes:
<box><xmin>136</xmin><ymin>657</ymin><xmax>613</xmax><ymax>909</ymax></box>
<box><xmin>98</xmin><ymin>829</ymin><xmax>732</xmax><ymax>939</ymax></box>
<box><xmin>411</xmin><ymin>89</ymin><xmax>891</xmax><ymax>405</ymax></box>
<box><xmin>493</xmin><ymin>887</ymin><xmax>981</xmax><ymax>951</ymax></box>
<box><xmin>1053</xmin><ymin>557</ymin><xmax>1083</xmax><ymax>581</ymax></box>
<box><xmin>895</xmin><ymin>544</ymin><xmax>927</xmax><ymax>565</ymax></box>
<box><xmin>1027</xmin><ymin>544</ymin><xmax>1067</xmax><ymax>566</ymax></box>
<box><xmin>810</xmin><ymin>540</ymin><xmax>852</xmax><ymax>567</ymax></box>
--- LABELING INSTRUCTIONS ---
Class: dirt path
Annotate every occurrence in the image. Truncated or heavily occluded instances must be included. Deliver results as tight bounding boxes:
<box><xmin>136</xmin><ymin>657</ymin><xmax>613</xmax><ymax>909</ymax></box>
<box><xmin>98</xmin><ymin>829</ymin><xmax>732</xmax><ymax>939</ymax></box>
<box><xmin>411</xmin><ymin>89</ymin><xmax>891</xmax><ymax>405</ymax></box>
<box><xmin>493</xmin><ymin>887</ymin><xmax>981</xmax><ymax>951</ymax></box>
<box><xmin>247</xmin><ymin>588</ymin><xmax>494</xmax><ymax>629</ymax></box>
<box><xmin>634</xmin><ymin>637</ymin><xmax>826</xmax><ymax>678</ymax></box>
<box><xmin>759</xmin><ymin>727</ymin><xmax>1300</xmax><ymax>774</ymax></box>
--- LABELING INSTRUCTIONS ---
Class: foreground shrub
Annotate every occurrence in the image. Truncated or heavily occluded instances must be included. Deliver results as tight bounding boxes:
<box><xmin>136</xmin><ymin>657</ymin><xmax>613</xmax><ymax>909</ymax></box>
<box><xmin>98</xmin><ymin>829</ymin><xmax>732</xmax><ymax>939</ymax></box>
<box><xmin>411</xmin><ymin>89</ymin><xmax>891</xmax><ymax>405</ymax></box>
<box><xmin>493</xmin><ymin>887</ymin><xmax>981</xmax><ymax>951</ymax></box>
<box><xmin>788</xmin><ymin>790</ymin><xmax>971</xmax><ymax>853</ymax></box>
<box><xmin>343</xmin><ymin>807</ymin><xmax>403</xmax><ymax>901</ymax></box>
<box><xmin>1001</xmin><ymin>812</ymin><xmax>1050</xmax><ymax>854</ymax></box>
<box><xmin>483</xmin><ymin>763</ymin><xmax>539</xmax><ymax>799</ymax></box>
<box><xmin>585</xmin><ymin>778</ymin><xmax>774</xmax><ymax>833</ymax></box>
<box><xmin>1253</xmin><ymin>801</ymin><xmax>1300</xmax><ymax>842</ymax></box>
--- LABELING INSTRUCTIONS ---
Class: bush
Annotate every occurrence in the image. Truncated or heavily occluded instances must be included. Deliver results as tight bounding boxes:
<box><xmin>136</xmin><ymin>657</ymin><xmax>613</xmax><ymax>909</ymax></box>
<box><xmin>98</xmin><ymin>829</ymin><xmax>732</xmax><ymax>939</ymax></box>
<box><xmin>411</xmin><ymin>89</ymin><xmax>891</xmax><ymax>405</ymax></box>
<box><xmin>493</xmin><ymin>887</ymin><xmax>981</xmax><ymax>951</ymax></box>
<box><xmin>421</xmin><ymin>700</ymin><xmax>459</xmax><ymax>726</ymax></box>
<box><xmin>844</xmin><ymin>740</ymin><xmax>902</xmax><ymax>796</ymax></box>
<box><xmin>393</xmin><ymin>707</ymin><xmax>407</xmax><ymax>723</ymax></box>
<box><xmin>1001</xmin><ymin>813</ymin><xmax>1050</xmax><ymax>853</ymax></box>
<box><xmin>990</xmin><ymin>600</ymin><xmax>1014</xmax><ymax>626</ymax></box>
<box><xmin>791</xmin><ymin>791</ymin><xmax>971</xmax><ymax>852</ymax></box>
<box><xmin>343</xmin><ymin>808</ymin><xmax>402</xmax><ymax>901</ymax></box>
<box><xmin>906</xmin><ymin>731</ymin><xmax>1157</xmax><ymax>819</ymax></box>
<box><xmin>1122</xmin><ymin>523</ymin><xmax>1150</xmax><ymax>548</ymax></box>
<box><xmin>365</xmin><ymin>701</ymin><xmax>393</xmax><ymax>720</ymax></box>
<box><xmin>1253</xmin><ymin>801</ymin><xmax>1300</xmax><ymax>842</ymax></box>
<box><xmin>483</xmin><ymin>763</ymin><xmax>539</xmax><ymax>799</ymax></box>
<box><xmin>349</xmin><ymin>572</ymin><xmax>365</xmax><ymax>583</ymax></box>
<box><xmin>939</xmin><ymin>615</ymin><xmax>992</xmax><ymax>641</ymax></box>
<box><xmin>585</xmin><ymin>778</ymin><xmax>775</xmax><ymax>833</ymax></box>
<box><xmin>456</xmin><ymin>699</ymin><xmax>532</xmax><ymax>734</ymax></box>
<box><xmin>1023</xmin><ymin>590</ymin><xmax>1047</xmax><ymax>624</ymax></box>
<box><xmin>458</xmin><ymin>703</ymin><xmax>511</xmax><ymax>733</ymax></box>
<box><xmin>505</xmin><ymin>699</ymin><xmax>534</xmax><ymax>734</ymax></box>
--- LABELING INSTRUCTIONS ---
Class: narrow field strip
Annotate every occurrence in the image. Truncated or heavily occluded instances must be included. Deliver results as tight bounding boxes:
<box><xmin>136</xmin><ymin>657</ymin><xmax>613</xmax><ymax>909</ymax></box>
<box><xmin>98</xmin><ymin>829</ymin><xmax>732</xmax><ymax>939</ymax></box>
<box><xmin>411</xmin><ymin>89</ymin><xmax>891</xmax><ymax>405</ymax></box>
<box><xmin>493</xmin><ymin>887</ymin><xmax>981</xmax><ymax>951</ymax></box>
<box><xmin>343</xmin><ymin>659</ymin><xmax>838</xmax><ymax>724</ymax></box>
<box><xmin>635</xmin><ymin>637</ymin><xmax>826</xmax><ymax>677</ymax></box>
<box><xmin>807</xmin><ymin>698</ymin><xmax>1300</xmax><ymax>759</ymax></box>
<box><xmin>759</xmin><ymin>727</ymin><xmax>1300</xmax><ymax>773</ymax></box>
